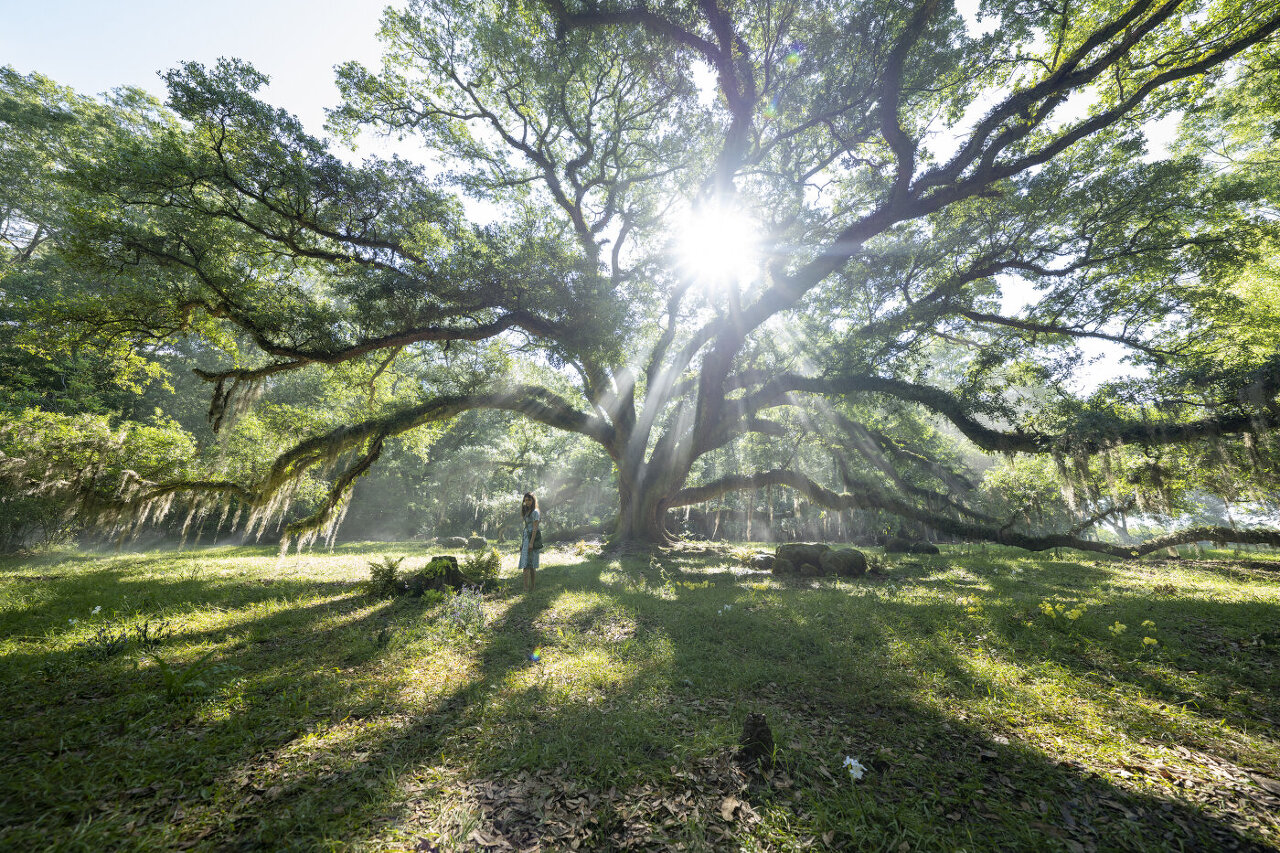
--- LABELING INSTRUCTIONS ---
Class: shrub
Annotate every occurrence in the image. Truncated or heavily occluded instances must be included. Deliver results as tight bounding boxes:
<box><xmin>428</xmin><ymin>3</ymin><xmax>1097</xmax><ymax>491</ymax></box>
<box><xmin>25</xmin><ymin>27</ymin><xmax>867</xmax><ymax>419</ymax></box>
<box><xmin>462</xmin><ymin>548</ymin><xmax>501</xmax><ymax>588</ymax></box>
<box><xmin>369</xmin><ymin>555</ymin><xmax>471</xmax><ymax>598</ymax></box>
<box><xmin>367</xmin><ymin>556</ymin><xmax>405</xmax><ymax>598</ymax></box>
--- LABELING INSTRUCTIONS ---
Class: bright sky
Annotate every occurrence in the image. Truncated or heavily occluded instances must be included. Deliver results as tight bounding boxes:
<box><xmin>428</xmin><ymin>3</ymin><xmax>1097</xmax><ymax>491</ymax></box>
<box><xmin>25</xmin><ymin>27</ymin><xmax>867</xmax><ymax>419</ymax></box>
<box><xmin>1</xmin><ymin>0</ymin><xmax>389</xmax><ymax>137</ymax></box>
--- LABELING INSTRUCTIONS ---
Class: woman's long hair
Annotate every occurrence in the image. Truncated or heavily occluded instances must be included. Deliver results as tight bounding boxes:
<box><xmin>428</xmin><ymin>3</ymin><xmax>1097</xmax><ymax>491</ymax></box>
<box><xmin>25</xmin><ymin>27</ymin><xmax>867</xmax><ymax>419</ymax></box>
<box><xmin>521</xmin><ymin>492</ymin><xmax>538</xmax><ymax>519</ymax></box>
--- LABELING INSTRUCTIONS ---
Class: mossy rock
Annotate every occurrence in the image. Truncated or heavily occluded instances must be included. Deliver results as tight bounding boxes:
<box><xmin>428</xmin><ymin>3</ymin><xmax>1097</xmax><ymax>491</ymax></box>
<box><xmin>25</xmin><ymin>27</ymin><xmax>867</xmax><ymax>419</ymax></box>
<box><xmin>771</xmin><ymin>558</ymin><xmax>796</xmax><ymax>575</ymax></box>
<box><xmin>819</xmin><ymin>548</ymin><xmax>867</xmax><ymax>577</ymax></box>
<box><xmin>776</xmin><ymin>543</ymin><xmax>830</xmax><ymax>566</ymax></box>
<box><xmin>466</xmin><ymin>536</ymin><xmax>488</xmax><ymax>550</ymax></box>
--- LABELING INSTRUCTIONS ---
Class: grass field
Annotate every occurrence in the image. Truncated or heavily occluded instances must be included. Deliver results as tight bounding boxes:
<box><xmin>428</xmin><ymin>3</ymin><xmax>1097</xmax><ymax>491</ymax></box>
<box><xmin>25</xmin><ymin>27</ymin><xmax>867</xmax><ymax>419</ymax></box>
<box><xmin>2</xmin><ymin>541</ymin><xmax>1279</xmax><ymax>851</ymax></box>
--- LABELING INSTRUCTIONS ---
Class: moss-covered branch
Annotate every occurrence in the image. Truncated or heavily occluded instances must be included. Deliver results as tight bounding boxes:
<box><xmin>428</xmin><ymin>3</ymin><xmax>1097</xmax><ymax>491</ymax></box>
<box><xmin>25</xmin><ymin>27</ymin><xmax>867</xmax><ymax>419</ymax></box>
<box><xmin>669</xmin><ymin>468</ymin><xmax>1280</xmax><ymax>558</ymax></box>
<box><xmin>115</xmin><ymin>385</ymin><xmax>615</xmax><ymax>547</ymax></box>
<box><xmin>739</xmin><ymin>371</ymin><xmax>1278</xmax><ymax>455</ymax></box>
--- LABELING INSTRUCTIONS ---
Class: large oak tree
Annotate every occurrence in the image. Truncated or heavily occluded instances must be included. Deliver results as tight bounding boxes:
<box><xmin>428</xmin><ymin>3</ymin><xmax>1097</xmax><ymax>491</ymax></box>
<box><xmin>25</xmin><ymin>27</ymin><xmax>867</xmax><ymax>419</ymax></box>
<box><xmin>6</xmin><ymin>0</ymin><xmax>1280</xmax><ymax>552</ymax></box>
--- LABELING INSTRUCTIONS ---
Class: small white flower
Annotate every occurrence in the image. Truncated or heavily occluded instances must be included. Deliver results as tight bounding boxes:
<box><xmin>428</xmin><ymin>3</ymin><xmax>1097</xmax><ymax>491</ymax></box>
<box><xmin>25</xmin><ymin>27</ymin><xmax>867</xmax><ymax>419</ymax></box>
<box><xmin>68</xmin><ymin>618</ymin><xmax>78</xmax><ymax>625</ymax></box>
<box><xmin>91</xmin><ymin>606</ymin><xmax>102</xmax><ymax>615</ymax></box>
<box><xmin>843</xmin><ymin>756</ymin><xmax>866</xmax><ymax>780</ymax></box>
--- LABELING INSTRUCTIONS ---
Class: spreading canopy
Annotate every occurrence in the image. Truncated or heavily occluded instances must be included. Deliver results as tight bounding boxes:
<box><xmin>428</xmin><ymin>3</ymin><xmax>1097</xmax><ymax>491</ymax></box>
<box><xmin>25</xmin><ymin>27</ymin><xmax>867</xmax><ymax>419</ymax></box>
<box><xmin>4</xmin><ymin>0</ymin><xmax>1280</xmax><ymax>552</ymax></box>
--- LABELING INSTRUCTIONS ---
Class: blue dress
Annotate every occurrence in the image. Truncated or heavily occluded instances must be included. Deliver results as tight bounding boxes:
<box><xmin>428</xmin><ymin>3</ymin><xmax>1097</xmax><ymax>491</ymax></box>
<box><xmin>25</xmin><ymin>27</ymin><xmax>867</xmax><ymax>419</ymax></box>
<box><xmin>519</xmin><ymin>508</ymin><xmax>540</xmax><ymax>570</ymax></box>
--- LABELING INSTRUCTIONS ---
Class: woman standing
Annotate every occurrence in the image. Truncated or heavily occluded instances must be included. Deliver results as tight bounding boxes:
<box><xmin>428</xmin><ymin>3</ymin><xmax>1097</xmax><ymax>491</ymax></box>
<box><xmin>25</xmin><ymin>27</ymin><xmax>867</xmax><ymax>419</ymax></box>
<box><xmin>519</xmin><ymin>492</ymin><xmax>541</xmax><ymax>591</ymax></box>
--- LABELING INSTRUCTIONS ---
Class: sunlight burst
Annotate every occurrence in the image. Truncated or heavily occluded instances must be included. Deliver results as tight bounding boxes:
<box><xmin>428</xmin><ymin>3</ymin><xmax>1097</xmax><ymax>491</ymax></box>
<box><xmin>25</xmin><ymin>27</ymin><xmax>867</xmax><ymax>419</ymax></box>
<box><xmin>674</xmin><ymin>202</ymin><xmax>761</xmax><ymax>288</ymax></box>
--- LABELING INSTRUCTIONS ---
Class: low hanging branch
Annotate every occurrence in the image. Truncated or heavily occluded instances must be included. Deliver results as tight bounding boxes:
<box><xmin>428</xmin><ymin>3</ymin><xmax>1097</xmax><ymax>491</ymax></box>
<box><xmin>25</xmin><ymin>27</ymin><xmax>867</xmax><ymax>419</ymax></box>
<box><xmin>113</xmin><ymin>384</ymin><xmax>617</xmax><ymax>548</ymax></box>
<box><xmin>1064</xmin><ymin>497</ymin><xmax>1138</xmax><ymax>538</ymax></box>
<box><xmin>279</xmin><ymin>433</ymin><xmax>387</xmax><ymax>553</ymax></box>
<box><xmin>668</xmin><ymin>468</ymin><xmax>1280</xmax><ymax>558</ymax></box>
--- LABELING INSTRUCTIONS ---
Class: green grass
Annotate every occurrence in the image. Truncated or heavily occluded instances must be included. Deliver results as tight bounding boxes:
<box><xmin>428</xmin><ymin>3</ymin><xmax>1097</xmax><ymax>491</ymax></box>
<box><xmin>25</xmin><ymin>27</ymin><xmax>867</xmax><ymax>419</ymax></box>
<box><xmin>3</xmin><ymin>542</ymin><xmax>1279</xmax><ymax>851</ymax></box>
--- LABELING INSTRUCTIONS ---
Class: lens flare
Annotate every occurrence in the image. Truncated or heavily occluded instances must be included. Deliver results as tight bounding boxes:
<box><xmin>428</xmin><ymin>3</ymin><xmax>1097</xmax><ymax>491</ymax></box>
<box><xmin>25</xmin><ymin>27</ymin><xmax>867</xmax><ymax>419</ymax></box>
<box><xmin>674</xmin><ymin>202</ymin><xmax>761</xmax><ymax>288</ymax></box>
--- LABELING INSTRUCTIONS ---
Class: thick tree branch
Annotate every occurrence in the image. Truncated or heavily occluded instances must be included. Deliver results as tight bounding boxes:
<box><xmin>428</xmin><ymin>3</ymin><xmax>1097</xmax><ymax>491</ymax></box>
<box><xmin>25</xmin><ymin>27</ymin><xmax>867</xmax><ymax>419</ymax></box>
<box><xmin>277</xmin><ymin>434</ymin><xmax>386</xmax><ymax>549</ymax></box>
<box><xmin>120</xmin><ymin>384</ymin><xmax>617</xmax><ymax>544</ymax></box>
<box><xmin>548</xmin><ymin>1</ymin><xmax>722</xmax><ymax>63</ymax></box>
<box><xmin>743</xmin><ymin>372</ymin><xmax>1279</xmax><ymax>454</ymax></box>
<box><xmin>668</xmin><ymin>467</ymin><xmax>1280</xmax><ymax>557</ymax></box>
<box><xmin>731</xmin><ymin>5</ymin><xmax>1280</xmax><ymax>358</ymax></box>
<box><xmin>878</xmin><ymin>0</ymin><xmax>942</xmax><ymax>203</ymax></box>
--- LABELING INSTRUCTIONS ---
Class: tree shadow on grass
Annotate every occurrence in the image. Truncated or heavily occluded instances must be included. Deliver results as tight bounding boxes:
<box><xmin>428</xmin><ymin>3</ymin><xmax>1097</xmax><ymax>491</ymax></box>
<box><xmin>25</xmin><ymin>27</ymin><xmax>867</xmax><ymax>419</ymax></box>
<box><xmin>4</xmin><ymin>550</ymin><xmax>1278</xmax><ymax>851</ymax></box>
<box><xmin>903</xmin><ymin>554</ymin><xmax>1280</xmax><ymax>733</ymax></box>
<box><xmin>376</xmin><ymin>556</ymin><xmax>1276</xmax><ymax>850</ymax></box>
<box><xmin>0</xmin><ymin>560</ymin><xmax>435</xmax><ymax>848</ymax></box>
<box><xmin>221</xmin><ymin>555</ymin><xmax>1279</xmax><ymax>850</ymax></box>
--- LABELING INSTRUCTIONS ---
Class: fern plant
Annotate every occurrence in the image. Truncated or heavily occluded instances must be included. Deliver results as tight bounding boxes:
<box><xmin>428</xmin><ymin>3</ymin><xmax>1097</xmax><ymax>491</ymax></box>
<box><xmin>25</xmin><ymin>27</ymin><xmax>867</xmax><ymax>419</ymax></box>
<box><xmin>462</xmin><ymin>549</ymin><xmax>501</xmax><ymax>589</ymax></box>
<box><xmin>367</xmin><ymin>556</ymin><xmax>405</xmax><ymax>598</ymax></box>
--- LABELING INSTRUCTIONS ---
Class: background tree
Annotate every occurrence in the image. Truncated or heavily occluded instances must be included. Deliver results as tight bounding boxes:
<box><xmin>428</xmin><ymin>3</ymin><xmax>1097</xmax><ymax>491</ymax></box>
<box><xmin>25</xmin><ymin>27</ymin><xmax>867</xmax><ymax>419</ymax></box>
<box><xmin>5</xmin><ymin>0</ymin><xmax>1280</xmax><ymax>553</ymax></box>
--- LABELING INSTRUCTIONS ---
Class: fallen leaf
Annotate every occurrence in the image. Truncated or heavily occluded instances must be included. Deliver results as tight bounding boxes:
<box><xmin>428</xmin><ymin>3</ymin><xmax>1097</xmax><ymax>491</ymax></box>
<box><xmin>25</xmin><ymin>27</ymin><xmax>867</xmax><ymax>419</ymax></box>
<box><xmin>1249</xmin><ymin>773</ymin><xmax>1280</xmax><ymax>796</ymax></box>
<box><xmin>719</xmin><ymin>796</ymin><xmax>740</xmax><ymax>821</ymax></box>
<box><xmin>1099</xmin><ymin>797</ymin><xmax>1138</xmax><ymax>820</ymax></box>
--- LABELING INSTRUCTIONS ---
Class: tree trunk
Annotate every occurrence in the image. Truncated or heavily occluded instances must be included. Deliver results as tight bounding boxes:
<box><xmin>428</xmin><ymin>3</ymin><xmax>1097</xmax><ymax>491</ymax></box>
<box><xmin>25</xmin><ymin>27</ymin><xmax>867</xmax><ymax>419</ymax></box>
<box><xmin>612</xmin><ymin>466</ymin><xmax>676</xmax><ymax>546</ymax></box>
